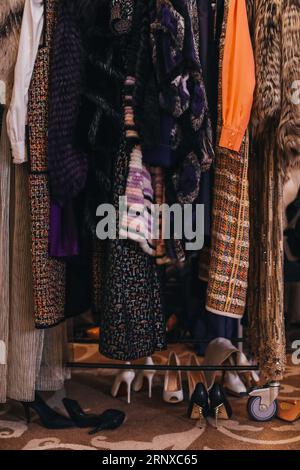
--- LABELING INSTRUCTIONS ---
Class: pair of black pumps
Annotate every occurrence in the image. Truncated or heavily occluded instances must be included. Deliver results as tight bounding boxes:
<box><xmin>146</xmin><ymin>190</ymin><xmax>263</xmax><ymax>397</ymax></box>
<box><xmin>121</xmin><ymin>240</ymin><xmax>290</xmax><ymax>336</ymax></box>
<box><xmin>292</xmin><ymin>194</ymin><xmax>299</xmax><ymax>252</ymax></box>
<box><xmin>21</xmin><ymin>393</ymin><xmax>125</xmax><ymax>434</ymax></box>
<box><xmin>188</xmin><ymin>383</ymin><xmax>232</xmax><ymax>428</ymax></box>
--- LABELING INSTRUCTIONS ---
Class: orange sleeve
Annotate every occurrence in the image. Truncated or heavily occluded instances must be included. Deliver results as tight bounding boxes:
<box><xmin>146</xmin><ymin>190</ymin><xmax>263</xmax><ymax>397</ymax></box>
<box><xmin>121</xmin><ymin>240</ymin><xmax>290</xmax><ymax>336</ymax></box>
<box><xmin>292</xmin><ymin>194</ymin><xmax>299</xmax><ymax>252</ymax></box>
<box><xmin>219</xmin><ymin>0</ymin><xmax>255</xmax><ymax>153</ymax></box>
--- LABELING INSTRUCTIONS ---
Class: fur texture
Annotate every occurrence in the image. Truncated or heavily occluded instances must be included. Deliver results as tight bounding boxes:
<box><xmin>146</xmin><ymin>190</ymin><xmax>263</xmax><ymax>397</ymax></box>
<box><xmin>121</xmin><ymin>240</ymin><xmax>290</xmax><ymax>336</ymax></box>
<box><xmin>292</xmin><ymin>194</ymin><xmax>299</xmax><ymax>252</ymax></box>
<box><xmin>251</xmin><ymin>0</ymin><xmax>282</xmax><ymax>136</ymax></box>
<box><xmin>251</xmin><ymin>0</ymin><xmax>300</xmax><ymax>179</ymax></box>
<box><xmin>278</xmin><ymin>0</ymin><xmax>300</xmax><ymax>179</ymax></box>
<box><xmin>0</xmin><ymin>0</ymin><xmax>24</xmax><ymax>95</ymax></box>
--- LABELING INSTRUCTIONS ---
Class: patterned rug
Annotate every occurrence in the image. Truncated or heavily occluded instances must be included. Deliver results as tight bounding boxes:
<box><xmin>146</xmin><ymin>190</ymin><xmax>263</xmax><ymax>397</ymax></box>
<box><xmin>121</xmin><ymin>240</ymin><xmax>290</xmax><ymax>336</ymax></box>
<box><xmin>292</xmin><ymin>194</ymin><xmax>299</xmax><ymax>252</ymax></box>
<box><xmin>0</xmin><ymin>344</ymin><xmax>300</xmax><ymax>450</ymax></box>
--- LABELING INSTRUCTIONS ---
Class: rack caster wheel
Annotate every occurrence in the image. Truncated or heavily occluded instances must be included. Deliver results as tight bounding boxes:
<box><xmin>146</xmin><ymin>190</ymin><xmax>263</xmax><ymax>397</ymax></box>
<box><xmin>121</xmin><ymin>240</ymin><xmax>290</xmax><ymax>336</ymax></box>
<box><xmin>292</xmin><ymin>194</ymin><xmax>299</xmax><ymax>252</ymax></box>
<box><xmin>247</xmin><ymin>396</ymin><xmax>278</xmax><ymax>422</ymax></box>
<box><xmin>247</xmin><ymin>382</ymin><xmax>280</xmax><ymax>422</ymax></box>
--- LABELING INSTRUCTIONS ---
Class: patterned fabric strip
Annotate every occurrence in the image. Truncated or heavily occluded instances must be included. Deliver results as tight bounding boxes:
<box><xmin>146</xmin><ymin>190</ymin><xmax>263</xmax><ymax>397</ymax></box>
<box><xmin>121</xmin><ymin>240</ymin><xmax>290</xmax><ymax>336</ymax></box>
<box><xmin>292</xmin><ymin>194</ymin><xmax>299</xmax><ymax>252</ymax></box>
<box><xmin>27</xmin><ymin>0</ymin><xmax>65</xmax><ymax>328</ymax></box>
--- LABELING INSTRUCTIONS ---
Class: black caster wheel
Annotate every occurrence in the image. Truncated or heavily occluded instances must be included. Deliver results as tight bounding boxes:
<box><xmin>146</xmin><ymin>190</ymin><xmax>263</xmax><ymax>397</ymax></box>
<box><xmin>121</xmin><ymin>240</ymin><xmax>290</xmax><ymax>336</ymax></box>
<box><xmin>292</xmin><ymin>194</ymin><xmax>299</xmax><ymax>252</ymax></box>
<box><xmin>247</xmin><ymin>396</ymin><xmax>278</xmax><ymax>422</ymax></box>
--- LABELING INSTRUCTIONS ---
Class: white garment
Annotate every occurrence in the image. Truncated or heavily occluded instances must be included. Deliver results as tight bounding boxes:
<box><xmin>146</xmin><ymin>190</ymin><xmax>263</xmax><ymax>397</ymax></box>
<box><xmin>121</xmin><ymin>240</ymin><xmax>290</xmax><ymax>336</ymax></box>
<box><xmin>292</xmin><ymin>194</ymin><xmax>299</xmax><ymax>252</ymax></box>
<box><xmin>6</xmin><ymin>0</ymin><xmax>44</xmax><ymax>164</ymax></box>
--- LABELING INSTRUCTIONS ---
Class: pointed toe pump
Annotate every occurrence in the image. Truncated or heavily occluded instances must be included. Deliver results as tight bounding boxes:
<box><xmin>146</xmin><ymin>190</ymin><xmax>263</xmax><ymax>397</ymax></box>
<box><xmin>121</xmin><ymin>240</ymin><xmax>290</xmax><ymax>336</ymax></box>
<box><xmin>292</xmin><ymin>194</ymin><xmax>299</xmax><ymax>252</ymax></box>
<box><xmin>223</xmin><ymin>352</ymin><xmax>259</xmax><ymax>397</ymax></box>
<box><xmin>63</xmin><ymin>398</ymin><xmax>108</xmax><ymax>428</ymax></box>
<box><xmin>89</xmin><ymin>409</ymin><xmax>126</xmax><ymax>435</ymax></box>
<box><xmin>223</xmin><ymin>357</ymin><xmax>247</xmax><ymax>398</ymax></box>
<box><xmin>187</xmin><ymin>354</ymin><xmax>207</xmax><ymax>399</ymax></box>
<box><xmin>209</xmin><ymin>384</ymin><xmax>232</xmax><ymax>428</ymax></box>
<box><xmin>21</xmin><ymin>393</ymin><xmax>74</xmax><ymax>429</ymax></box>
<box><xmin>111</xmin><ymin>362</ymin><xmax>135</xmax><ymax>404</ymax></box>
<box><xmin>188</xmin><ymin>383</ymin><xmax>210</xmax><ymax>428</ymax></box>
<box><xmin>133</xmin><ymin>356</ymin><xmax>156</xmax><ymax>398</ymax></box>
<box><xmin>163</xmin><ymin>352</ymin><xmax>183</xmax><ymax>404</ymax></box>
<box><xmin>236</xmin><ymin>351</ymin><xmax>260</xmax><ymax>387</ymax></box>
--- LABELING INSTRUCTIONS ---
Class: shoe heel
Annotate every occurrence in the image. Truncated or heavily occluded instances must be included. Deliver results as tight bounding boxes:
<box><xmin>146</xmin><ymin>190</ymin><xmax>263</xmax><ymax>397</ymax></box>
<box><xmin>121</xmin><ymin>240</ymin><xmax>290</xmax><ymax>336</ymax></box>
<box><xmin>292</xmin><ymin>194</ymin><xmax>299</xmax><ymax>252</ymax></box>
<box><xmin>214</xmin><ymin>404</ymin><xmax>220</xmax><ymax>428</ymax></box>
<box><xmin>198</xmin><ymin>406</ymin><xmax>204</xmax><ymax>429</ymax></box>
<box><xmin>126</xmin><ymin>376</ymin><xmax>135</xmax><ymax>404</ymax></box>
<box><xmin>147</xmin><ymin>373</ymin><xmax>154</xmax><ymax>399</ymax></box>
<box><xmin>133</xmin><ymin>357</ymin><xmax>155</xmax><ymax>398</ymax></box>
<box><xmin>191</xmin><ymin>404</ymin><xmax>204</xmax><ymax>428</ymax></box>
<box><xmin>22</xmin><ymin>403</ymin><xmax>31</xmax><ymax>424</ymax></box>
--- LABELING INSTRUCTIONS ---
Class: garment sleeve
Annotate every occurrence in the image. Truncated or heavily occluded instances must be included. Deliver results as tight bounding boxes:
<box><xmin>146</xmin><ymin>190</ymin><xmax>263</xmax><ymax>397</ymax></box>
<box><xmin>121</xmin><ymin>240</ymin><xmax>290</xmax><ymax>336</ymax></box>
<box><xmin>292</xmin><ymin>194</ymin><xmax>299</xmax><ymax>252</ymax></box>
<box><xmin>219</xmin><ymin>0</ymin><xmax>255</xmax><ymax>153</ymax></box>
<box><xmin>6</xmin><ymin>0</ymin><xmax>44</xmax><ymax>164</ymax></box>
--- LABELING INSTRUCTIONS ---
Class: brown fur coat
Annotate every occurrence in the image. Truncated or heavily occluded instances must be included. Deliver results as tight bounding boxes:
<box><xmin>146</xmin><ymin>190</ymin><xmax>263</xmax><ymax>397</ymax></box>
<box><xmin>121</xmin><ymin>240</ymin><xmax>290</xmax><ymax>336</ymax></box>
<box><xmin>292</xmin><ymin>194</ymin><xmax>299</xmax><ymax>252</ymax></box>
<box><xmin>0</xmin><ymin>0</ymin><xmax>25</xmax><ymax>101</ymax></box>
<box><xmin>249</xmin><ymin>0</ymin><xmax>300</xmax><ymax>179</ymax></box>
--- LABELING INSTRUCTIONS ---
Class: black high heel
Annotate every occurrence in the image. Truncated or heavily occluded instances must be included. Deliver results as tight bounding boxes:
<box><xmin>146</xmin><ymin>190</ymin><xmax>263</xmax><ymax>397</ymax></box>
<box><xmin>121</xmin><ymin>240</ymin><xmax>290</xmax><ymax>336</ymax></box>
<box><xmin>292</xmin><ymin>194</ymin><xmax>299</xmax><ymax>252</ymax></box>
<box><xmin>209</xmin><ymin>384</ymin><xmax>232</xmax><ymax>428</ymax></box>
<box><xmin>188</xmin><ymin>383</ymin><xmax>210</xmax><ymax>428</ymax></box>
<box><xmin>63</xmin><ymin>398</ymin><xmax>126</xmax><ymax>432</ymax></box>
<box><xmin>89</xmin><ymin>409</ymin><xmax>126</xmax><ymax>435</ymax></box>
<box><xmin>21</xmin><ymin>393</ymin><xmax>74</xmax><ymax>429</ymax></box>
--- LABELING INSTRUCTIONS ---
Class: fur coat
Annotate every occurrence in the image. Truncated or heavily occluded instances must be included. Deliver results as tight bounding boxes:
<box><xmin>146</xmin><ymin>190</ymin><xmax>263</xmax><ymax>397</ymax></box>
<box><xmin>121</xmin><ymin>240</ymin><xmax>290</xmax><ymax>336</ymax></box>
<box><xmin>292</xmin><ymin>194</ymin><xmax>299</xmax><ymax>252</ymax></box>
<box><xmin>249</xmin><ymin>0</ymin><xmax>300</xmax><ymax>180</ymax></box>
<box><xmin>0</xmin><ymin>0</ymin><xmax>25</xmax><ymax>102</ymax></box>
<box><xmin>247</xmin><ymin>0</ymin><xmax>293</xmax><ymax>381</ymax></box>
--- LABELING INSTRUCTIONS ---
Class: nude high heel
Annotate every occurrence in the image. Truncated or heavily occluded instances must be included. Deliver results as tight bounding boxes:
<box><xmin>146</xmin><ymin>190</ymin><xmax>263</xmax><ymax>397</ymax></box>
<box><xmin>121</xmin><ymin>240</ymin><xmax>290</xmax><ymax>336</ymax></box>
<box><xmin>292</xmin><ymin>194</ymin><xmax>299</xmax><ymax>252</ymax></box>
<box><xmin>163</xmin><ymin>352</ymin><xmax>183</xmax><ymax>404</ymax></box>
<box><xmin>132</xmin><ymin>356</ymin><xmax>156</xmax><ymax>398</ymax></box>
<box><xmin>223</xmin><ymin>352</ymin><xmax>259</xmax><ymax>396</ymax></box>
<box><xmin>223</xmin><ymin>356</ymin><xmax>247</xmax><ymax>397</ymax></box>
<box><xmin>111</xmin><ymin>362</ymin><xmax>135</xmax><ymax>404</ymax></box>
<box><xmin>236</xmin><ymin>351</ymin><xmax>260</xmax><ymax>387</ymax></box>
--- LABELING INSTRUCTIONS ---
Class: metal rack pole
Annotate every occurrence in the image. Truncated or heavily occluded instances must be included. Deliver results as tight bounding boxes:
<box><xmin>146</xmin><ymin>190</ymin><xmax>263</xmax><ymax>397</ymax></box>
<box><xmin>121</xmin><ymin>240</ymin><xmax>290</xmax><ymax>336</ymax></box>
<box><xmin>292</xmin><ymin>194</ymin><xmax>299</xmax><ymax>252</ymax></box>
<box><xmin>66</xmin><ymin>363</ymin><xmax>259</xmax><ymax>372</ymax></box>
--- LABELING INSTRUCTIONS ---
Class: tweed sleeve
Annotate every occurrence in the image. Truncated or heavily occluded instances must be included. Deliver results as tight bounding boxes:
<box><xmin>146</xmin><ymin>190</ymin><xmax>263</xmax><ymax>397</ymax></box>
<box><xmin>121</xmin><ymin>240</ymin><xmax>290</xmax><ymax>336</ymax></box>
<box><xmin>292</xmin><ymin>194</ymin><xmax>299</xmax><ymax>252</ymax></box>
<box><xmin>219</xmin><ymin>0</ymin><xmax>255</xmax><ymax>153</ymax></box>
<box><xmin>6</xmin><ymin>0</ymin><xmax>44</xmax><ymax>164</ymax></box>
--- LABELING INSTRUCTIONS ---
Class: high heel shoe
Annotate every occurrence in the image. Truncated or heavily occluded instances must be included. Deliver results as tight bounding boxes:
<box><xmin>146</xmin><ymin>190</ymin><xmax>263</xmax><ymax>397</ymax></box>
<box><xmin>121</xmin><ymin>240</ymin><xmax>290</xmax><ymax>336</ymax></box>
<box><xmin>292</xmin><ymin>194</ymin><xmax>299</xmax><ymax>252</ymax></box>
<box><xmin>63</xmin><ymin>398</ymin><xmax>121</xmax><ymax>428</ymax></box>
<box><xmin>111</xmin><ymin>362</ymin><xmax>135</xmax><ymax>404</ymax></box>
<box><xmin>188</xmin><ymin>383</ymin><xmax>210</xmax><ymax>428</ymax></box>
<box><xmin>236</xmin><ymin>351</ymin><xmax>260</xmax><ymax>388</ymax></box>
<box><xmin>187</xmin><ymin>354</ymin><xmax>207</xmax><ymax>399</ymax></box>
<box><xmin>223</xmin><ymin>357</ymin><xmax>248</xmax><ymax>397</ymax></box>
<box><xmin>223</xmin><ymin>352</ymin><xmax>259</xmax><ymax>397</ymax></box>
<box><xmin>209</xmin><ymin>384</ymin><xmax>232</xmax><ymax>428</ymax></box>
<box><xmin>62</xmin><ymin>398</ymin><xmax>126</xmax><ymax>431</ymax></box>
<box><xmin>21</xmin><ymin>393</ymin><xmax>74</xmax><ymax>429</ymax></box>
<box><xmin>163</xmin><ymin>352</ymin><xmax>183</xmax><ymax>404</ymax></box>
<box><xmin>133</xmin><ymin>357</ymin><xmax>155</xmax><ymax>398</ymax></box>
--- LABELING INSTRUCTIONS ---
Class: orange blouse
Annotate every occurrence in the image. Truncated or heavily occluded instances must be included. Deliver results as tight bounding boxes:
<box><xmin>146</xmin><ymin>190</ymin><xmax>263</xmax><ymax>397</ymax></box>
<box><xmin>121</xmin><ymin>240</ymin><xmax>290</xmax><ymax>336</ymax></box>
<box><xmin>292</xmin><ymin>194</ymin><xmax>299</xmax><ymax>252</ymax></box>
<box><xmin>219</xmin><ymin>0</ymin><xmax>255</xmax><ymax>153</ymax></box>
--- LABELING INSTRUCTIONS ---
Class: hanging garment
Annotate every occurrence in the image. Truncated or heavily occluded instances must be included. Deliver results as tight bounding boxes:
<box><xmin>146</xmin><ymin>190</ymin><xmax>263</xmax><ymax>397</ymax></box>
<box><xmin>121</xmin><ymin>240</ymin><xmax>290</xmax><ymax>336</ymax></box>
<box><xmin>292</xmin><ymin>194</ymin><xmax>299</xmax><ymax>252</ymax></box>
<box><xmin>206</xmin><ymin>0</ymin><xmax>255</xmax><ymax>318</ymax></box>
<box><xmin>97</xmin><ymin>0</ymin><xmax>166</xmax><ymax>360</ymax></box>
<box><xmin>150</xmin><ymin>0</ymin><xmax>214</xmax><ymax>181</ymax></box>
<box><xmin>1</xmin><ymin>0</ymin><xmax>68</xmax><ymax>402</ymax></box>
<box><xmin>27</xmin><ymin>0</ymin><xmax>66</xmax><ymax>328</ymax></box>
<box><xmin>0</xmin><ymin>0</ymin><xmax>24</xmax><ymax>402</ymax></box>
<box><xmin>100</xmin><ymin>140</ymin><xmax>166</xmax><ymax>361</ymax></box>
<box><xmin>48</xmin><ymin>0</ymin><xmax>88</xmax><ymax>206</ymax></box>
<box><xmin>247</xmin><ymin>0</ymin><xmax>292</xmax><ymax>381</ymax></box>
<box><xmin>6</xmin><ymin>0</ymin><xmax>44</xmax><ymax>164</ymax></box>
<box><xmin>47</xmin><ymin>0</ymin><xmax>88</xmax><ymax>259</ymax></box>
<box><xmin>7</xmin><ymin>0</ymin><xmax>66</xmax><ymax>328</ymax></box>
<box><xmin>75</xmin><ymin>0</ymin><xmax>125</xmax><ymax>234</ymax></box>
<box><xmin>8</xmin><ymin>161</ymin><xmax>68</xmax><ymax>401</ymax></box>
<box><xmin>188</xmin><ymin>0</ymin><xmax>237</xmax><ymax>353</ymax></box>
